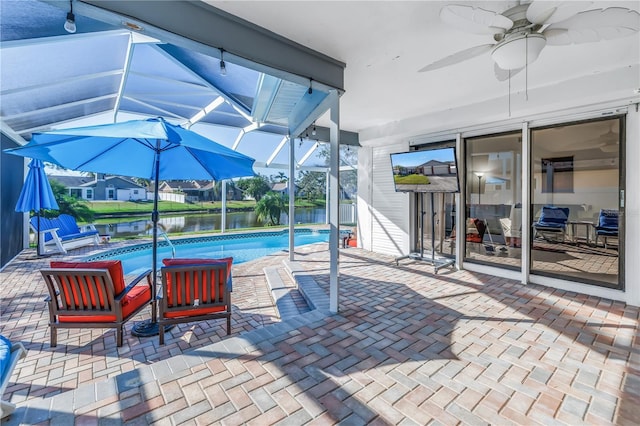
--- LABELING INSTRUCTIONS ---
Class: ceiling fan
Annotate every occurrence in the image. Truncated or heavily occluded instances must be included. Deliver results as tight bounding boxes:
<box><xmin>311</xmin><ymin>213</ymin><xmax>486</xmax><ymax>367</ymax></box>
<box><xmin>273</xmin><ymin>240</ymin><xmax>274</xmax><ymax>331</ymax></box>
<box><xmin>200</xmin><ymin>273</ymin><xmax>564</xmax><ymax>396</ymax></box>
<box><xmin>419</xmin><ymin>1</ymin><xmax>640</xmax><ymax>80</ymax></box>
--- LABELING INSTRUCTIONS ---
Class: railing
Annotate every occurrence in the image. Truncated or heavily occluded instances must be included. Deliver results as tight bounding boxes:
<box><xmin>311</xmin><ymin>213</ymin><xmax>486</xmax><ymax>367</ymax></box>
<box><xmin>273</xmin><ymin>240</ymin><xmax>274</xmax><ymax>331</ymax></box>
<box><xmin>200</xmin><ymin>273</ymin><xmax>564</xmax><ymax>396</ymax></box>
<box><xmin>159</xmin><ymin>231</ymin><xmax>176</xmax><ymax>258</ymax></box>
<box><xmin>340</xmin><ymin>202</ymin><xmax>357</xmax><ymax>225</ymax></box>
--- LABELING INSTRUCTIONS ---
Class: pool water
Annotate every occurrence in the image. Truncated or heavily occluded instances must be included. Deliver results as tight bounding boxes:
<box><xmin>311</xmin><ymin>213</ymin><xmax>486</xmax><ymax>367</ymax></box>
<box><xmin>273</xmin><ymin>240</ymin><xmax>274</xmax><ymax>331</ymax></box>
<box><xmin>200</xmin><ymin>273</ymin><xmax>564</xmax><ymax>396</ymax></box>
<box><xmin>91</xmin><ymin>230</ymin><xmax>331</xmax><ymax>275</ymax></box>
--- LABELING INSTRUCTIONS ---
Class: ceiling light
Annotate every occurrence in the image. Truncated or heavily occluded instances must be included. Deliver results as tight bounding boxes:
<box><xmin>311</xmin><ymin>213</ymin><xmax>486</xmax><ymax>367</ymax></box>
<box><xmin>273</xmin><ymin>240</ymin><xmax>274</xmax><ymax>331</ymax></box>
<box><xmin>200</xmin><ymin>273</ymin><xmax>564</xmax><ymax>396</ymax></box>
<box><xmin>312</xmin><ymin>123</ymin><xmax>317</xmax><ymax>136</ymax></box>
<box><xmin>308</xmin><ymin>79</ymin><xmax>313</xmax><ymax>95</ymax></box>
<box><xmin>219</xmin><ymin>49</ymin><xmax>227</xmax><ymax>76</ymax></box>
<box><xmin>64</xmin><ymin>1</ymin><xmax>76</xmax><ymax>34</ymax></box>
<box><xmin>491</xmin><ymin>32</ymin><xmax>546</xmax><ymax>70</ymax></box>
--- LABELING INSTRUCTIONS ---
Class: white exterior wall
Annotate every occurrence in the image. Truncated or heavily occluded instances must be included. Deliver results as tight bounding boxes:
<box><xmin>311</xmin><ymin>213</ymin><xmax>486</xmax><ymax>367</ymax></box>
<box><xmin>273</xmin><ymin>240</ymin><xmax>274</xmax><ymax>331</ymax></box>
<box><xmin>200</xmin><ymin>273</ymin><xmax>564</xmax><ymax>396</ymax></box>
<box><xmin>358</xmin><ymin>143</ymin><xmax>412</xmax><ymax>257</ymax></box>
<box><xmin>357</xmin><ymin>65</ymin><xmax>640</xmax><ymax>306</ymax></box>
<box><xmin>116</xmin><ymin>188</ymin><xmax>146</xmax><ymax>201</ymax></box>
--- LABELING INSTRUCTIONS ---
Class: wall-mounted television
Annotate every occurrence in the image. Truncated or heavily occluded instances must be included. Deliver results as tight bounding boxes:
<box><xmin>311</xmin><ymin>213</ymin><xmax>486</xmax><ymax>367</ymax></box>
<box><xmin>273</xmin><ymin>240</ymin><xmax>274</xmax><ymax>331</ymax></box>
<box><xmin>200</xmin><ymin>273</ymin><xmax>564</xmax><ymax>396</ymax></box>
<box><xmin>390</xmin><ymin>146</ymin><xmax>460</xmax><ymax>193</ymax></box>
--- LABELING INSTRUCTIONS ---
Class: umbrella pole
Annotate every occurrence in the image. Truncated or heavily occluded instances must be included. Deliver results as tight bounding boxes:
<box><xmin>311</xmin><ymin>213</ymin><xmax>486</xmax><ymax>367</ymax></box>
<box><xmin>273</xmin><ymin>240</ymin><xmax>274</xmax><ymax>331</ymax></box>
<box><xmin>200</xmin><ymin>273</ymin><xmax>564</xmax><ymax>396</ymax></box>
<box><xmin>151</xmin><ymin>149</ymin><xmax>160</xmax><ymax>324</ymax></box>
<box><xmin>132</xmin><ymin>145</ymin><xmax>167</xmax><ymax>337</ymax></box>
<box><xmin>37</xmin><ymin>211</ymin><xmax>41</xmax><ymax>256</ymax></box>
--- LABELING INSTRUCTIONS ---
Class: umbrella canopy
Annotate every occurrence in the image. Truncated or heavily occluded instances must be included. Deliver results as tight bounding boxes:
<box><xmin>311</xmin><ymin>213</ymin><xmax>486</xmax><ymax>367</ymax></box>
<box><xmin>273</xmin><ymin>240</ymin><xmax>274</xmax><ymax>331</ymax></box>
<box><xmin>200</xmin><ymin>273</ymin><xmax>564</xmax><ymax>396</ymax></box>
<box><xmin>5</xmin><ymin>117</ymin><xmax>255</xmax><ymax>335</ymax></box>
<box><xmin>6</xmin><ymin>117</ymin><xmax>255</xmax><ymax>181</ymax></box>
<box><xmin>15</xmin><ymin>159</ymin><xmax>59</xmax><ymax>213</ymax></box>
<box><xmin>15</xmin><ymin>158</ymin><xmax>59</xmax><ymax>256</ymax></box>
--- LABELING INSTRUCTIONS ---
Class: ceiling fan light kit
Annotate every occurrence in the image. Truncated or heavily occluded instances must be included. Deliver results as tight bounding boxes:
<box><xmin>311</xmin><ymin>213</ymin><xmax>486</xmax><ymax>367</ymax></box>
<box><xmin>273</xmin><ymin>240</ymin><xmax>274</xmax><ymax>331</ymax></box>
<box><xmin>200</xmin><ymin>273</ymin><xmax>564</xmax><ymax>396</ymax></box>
<box><xmin>491</xmin><ymin>32</ymin><xmax>546</xmax><ymax>70</ymax></box>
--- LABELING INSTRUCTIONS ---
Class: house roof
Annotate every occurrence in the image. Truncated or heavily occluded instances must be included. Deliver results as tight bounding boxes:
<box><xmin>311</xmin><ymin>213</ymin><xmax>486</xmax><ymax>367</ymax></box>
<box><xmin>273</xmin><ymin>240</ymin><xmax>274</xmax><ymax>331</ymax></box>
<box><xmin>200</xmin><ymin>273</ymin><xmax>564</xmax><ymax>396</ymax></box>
<box><xmin>49</xmin><ymin>174</ymin><xmax>144</xmax><ymax>189</ymax></box>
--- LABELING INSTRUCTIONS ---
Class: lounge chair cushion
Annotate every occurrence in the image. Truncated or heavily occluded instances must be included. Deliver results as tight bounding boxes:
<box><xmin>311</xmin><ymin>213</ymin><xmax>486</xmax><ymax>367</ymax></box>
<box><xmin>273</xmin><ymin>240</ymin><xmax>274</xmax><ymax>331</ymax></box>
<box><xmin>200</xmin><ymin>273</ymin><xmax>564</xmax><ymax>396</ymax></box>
<box><xmin>597</xmin><ymin>209</ymin><xmax>618</xmax><ymax>233</ymax></box>
<box><xmin>536</xmin><ymin>206</ymin><xmax>569</xmax><ymax>228</ymax></box>
<box><xmin>161</xmin><ymin>258</ymin><xmax>232</xmax><ymax>318</ymax></box>
<box><xmin>57</xmin><ymin>284</ymin><xmax>151</xmax><ymax>323</ymax></box>
<box><xmin>49</xmin><ymin>260</ymin><xmax>127</xmax><ymax>305</ymax></box>
<box><xmin>0</xmin><ymin>335</ymin><xmax>11</xmax><ymax>379</ymax></box>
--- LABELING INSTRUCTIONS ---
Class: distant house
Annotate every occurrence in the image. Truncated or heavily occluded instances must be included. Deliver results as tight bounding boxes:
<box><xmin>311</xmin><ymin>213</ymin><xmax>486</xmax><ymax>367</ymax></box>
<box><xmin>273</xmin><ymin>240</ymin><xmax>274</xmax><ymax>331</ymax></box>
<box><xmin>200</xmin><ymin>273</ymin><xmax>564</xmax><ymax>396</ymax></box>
<box><xmin>49</xmin><ymin>174</ymin><xmax>146</xmax><ymax>201</ymax></box>
<box><xmin>159</xmin><ymin>180</ymin><xmax>244</xmax><ymax>202</ymax></box>
<box><xmin>417</xmin><ymin>160</ymin><xmax>456</xmax><ymax>176</ymax></box>
<box><xmin>271</xmin><ymin>182</ymin><xmax>298</xmax><ymax>197</ymax></box>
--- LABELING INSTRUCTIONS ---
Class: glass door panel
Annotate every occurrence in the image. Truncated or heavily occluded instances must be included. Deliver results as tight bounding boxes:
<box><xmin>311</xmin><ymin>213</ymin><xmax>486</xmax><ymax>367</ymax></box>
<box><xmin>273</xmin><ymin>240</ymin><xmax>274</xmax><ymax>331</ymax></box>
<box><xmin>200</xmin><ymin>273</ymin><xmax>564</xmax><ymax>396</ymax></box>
<box><xmin>464</xmin><ymin>132</ymin><xmax>522</xmax><ymax>269</ymax></box>
<box><xmin>530</xmin><ymin>118</ymin><xmax>622</xmax><ymax>288</ymax></box>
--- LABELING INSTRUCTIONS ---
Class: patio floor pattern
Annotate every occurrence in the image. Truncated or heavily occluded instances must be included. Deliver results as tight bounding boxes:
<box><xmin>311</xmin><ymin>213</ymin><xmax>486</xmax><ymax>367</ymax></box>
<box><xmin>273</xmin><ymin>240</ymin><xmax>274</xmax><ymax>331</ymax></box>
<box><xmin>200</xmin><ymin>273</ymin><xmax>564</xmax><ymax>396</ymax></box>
<box><xmin>1</xmin><ymin>242</ymin><xmax>639</xmax><ymax>425</ymax></box>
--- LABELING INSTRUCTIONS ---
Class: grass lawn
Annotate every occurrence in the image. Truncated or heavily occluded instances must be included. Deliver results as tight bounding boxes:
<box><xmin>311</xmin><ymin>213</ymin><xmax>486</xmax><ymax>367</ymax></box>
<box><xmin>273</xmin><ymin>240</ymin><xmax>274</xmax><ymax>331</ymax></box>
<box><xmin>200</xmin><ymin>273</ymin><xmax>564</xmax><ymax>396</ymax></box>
<box><xmin>393</xmin><ymin>174</ymin><xmax>430</xmax><ymax>185</ymax></box>
<box><xmin>82</xmin><ymin>199</ymin><xmax>326</xmax><ymax>216</ymax></box>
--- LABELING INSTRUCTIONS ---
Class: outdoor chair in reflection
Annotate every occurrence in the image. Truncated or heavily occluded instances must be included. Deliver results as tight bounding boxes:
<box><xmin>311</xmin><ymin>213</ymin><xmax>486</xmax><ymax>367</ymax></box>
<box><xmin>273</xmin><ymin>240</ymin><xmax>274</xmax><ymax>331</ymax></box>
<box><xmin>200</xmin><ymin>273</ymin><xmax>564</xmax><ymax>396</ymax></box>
<box><xmin>595</xmin><ymin>209</ymin><xmax>619</xmax><ymax>249</ymax></box>
<box><xmin>158</xmin><ymin>258</ymin><xmax>233</xmax><ymax>345</ymax></box>
<box><xmin>533</xmin><ymin>206</ymin><xmax>569</xmax><ymax>243</ymax></box>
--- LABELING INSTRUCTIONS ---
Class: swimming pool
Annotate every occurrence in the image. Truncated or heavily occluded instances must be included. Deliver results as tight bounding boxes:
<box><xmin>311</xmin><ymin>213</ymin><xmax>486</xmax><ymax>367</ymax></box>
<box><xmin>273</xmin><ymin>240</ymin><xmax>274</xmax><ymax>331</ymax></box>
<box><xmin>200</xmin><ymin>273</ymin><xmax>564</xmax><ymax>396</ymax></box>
<box><xmin>87</xmin><ymin>229</ymin><xmax>332</xmax><ymax>275</ymax></box>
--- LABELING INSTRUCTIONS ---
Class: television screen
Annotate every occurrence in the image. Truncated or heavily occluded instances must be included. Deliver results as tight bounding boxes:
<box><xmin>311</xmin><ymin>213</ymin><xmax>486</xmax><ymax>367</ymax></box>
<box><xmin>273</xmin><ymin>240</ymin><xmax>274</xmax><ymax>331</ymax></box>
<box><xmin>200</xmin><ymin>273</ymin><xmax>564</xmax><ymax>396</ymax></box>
<box><xmin>390</xmin><ymin>147</ymin><xmax>460</xmax><ymax>193</ymax></box>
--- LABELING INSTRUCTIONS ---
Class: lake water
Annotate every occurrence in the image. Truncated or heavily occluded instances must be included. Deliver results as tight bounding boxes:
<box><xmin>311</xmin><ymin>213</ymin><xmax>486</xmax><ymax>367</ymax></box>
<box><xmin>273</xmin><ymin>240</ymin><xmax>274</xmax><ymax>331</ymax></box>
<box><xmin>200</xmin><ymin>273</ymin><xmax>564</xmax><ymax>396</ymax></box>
<box><xmin>93</xmin><ymin>208</ymin><xmax>327</xmax><ymax>238</ymax></box>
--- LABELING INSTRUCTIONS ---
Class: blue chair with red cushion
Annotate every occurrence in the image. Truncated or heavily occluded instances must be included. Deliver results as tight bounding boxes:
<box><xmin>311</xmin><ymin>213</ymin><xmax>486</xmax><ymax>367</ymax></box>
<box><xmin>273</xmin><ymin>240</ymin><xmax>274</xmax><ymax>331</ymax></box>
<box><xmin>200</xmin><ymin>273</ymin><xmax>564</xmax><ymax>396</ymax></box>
<box><xmin>533</xmin><ymin>206</ymin><xmax>570</xmax><ymax>242</ymax></box>
<box><xmin>595</xmin><ymin>209</ymin><xmax>619</xmax><ymax>249</ymax></box>
<box><xmin>41</xmin><ymin>260</ymin><xmax>152</xmax><ymax>347</ymax></box>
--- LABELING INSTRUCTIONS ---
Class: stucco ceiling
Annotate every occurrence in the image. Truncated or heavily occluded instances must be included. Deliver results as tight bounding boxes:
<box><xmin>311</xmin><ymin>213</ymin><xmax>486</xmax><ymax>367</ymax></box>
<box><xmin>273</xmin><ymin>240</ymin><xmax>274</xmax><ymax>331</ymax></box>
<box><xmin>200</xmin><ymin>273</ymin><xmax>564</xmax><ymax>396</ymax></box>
<box><xmin>208</xmin><ymin>1</ymin><xmax>640</xmax><ymax>134</ymax></box>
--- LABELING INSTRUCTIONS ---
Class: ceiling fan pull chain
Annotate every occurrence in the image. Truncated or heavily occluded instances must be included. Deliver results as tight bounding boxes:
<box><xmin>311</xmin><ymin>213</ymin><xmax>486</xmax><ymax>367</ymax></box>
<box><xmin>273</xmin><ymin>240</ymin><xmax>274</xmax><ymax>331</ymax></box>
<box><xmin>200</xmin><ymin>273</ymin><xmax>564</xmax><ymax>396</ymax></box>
<box><xmin>525</xmin><ymin>34</ymin><xmax>529</xmax><ymax>101</ymax></box>
<box><xmin>508</xmin><ymin>69</ymin><xmax>512</xmax><ymax>117</ymax></box>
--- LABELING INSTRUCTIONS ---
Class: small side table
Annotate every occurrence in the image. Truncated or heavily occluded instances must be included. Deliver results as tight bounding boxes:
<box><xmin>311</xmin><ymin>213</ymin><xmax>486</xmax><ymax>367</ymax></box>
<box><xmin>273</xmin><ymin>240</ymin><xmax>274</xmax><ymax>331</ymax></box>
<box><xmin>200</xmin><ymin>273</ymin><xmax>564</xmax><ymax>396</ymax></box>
<box><xmin>569</xmin><ymin>221</ymin><xmax>594</xmax><ymax>246</ymax></box>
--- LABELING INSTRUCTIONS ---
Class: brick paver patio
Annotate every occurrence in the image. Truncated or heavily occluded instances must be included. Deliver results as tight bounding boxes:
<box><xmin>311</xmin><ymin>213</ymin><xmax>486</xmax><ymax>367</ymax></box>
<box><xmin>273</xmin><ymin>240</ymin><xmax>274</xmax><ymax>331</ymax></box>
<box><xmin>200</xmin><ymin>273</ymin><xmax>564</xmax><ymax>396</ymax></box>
<box><xmin>1</xmin><ymin>241</ymin><xmax>639</xmax><ymax>425</ymax></box>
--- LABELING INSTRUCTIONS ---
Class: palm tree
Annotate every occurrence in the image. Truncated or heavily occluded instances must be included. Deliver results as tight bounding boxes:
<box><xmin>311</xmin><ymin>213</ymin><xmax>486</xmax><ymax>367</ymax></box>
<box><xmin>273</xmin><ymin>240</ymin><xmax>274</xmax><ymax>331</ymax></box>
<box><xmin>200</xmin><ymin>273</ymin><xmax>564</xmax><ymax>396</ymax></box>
<box><xmin>255</xmin><ymin>191</ymin><xmax>286</xmax><ymax>226</ymax></box>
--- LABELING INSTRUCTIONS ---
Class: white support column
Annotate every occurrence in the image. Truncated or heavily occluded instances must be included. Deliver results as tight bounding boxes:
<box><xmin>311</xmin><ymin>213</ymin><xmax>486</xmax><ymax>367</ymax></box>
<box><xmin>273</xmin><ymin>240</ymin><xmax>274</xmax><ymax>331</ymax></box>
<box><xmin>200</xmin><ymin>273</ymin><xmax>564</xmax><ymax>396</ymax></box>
<box><xmin>521</xmin><ymin>122</ymin><xmax>530</xmax><ymax>285</ymax></box>
<box><xmin>455</xmin><ymin>133</ymin><xmax>464</xmax><ymax>269</ymax></box>
<box><xmin>328</xmin><ymin>90</ymin><xmax>340</xmax><ymax>313</ymax></box>
<box><xmin>289</xmin><ymin>135</ymin><xmax>295</xmax><ymax>261</ymax></box>
<box><xmin>625</xmin><ymin>107</ymin><xmax>639</xmax><ymax>306</ymax></box>
<box><xmin>221</xmin><ymin>180</ymin><xmax>227</xmax><ymax>233</ymax></box>
<box><xmin>325</xmin><ymin>170</ymin><xmax>330</xmax><ymax>225</ymax></box>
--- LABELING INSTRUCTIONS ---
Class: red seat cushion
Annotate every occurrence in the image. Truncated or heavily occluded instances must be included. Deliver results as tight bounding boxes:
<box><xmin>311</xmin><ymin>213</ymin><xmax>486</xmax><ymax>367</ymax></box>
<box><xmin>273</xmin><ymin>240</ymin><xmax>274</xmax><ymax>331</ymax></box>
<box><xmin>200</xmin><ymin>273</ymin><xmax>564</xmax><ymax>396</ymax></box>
<box><xmin>163</xmin><ymin>305</ymin><xmax>227</xmax><ymax>319</ymax></box>
<box><xmin>161</xmin><ymin>258</ymin><xmax>232</xmax><ymax>313</ymax></box>
<box><xmin>58</xmin><ymin>283</ymin><xmax>151</xmax><ymax>323</ymax></box>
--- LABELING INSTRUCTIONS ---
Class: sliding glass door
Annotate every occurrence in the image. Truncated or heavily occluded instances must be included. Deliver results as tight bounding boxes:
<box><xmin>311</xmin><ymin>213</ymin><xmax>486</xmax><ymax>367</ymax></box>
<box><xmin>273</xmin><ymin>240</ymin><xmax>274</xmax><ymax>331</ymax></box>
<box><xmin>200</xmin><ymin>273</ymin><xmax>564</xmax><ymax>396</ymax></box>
<box><xmin>464</xmin><ymin>132</ymin><xmax>522</xmax><ymax>269</ymax></box>
<box><xmin>530</xmin><ymin>117</ymin><xmax>623</xmax><ymax>288</ymax></box>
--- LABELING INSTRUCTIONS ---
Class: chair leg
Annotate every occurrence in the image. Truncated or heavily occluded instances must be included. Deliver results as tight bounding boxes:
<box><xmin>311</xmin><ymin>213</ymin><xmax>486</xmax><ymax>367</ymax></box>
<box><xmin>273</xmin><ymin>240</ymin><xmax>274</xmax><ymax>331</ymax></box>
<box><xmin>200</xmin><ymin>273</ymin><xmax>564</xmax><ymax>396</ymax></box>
<box><xmin>159</xmin><ymin>325</ymin><xmax>165</xmax><ymax>345</ymax></box>
<box><xmin>117</xmin><ymin>326</ymin><xmax>123</xmax><ymax>347</ymax></box>
<box><xmin>50</xmin><ymin>326</ymin><xmax>57</xmax><ymax>347</ymax></box>
<box><xmin>226</xmin><ymin>317</ymin><xmax>231</xmax><ymax>335</ymax></box>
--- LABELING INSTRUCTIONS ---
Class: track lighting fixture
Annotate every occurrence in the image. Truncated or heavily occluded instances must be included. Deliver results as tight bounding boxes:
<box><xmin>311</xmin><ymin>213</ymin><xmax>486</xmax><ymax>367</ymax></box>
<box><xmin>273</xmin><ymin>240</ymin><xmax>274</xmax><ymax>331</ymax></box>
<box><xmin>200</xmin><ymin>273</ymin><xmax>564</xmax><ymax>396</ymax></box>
<box><xmin>312</xmin><ymin>123</ymin><xmax>316</xmax><ymax>136</ymax></box>
<box><xmin>64</xmin><ymin>0</ymin><xmax>76</xmax><ymax>34</ymax></box>
<box><xmin>219</xmin><ymin>49</ymin><xmax>227</xmax><ymax>76</ymax></box>
<box><xmin>308</xmin><ymin>78</ymin><xmax>313</xmax><ymax>95</ymax></box>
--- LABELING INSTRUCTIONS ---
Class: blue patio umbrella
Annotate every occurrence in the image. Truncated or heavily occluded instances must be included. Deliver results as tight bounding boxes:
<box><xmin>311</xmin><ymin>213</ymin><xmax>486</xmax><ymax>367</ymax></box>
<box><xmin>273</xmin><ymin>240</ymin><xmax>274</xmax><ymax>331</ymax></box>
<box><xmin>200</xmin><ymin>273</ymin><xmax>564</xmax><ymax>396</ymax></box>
<box><xmin>5</xmin><ymin>117</ymin><xmax>255</xmax><ymax>335</ymax></box>
<box><xmin>15</xmin><ymin>159</ymin><xmax>59</xmax><ymax>256</ymax></box>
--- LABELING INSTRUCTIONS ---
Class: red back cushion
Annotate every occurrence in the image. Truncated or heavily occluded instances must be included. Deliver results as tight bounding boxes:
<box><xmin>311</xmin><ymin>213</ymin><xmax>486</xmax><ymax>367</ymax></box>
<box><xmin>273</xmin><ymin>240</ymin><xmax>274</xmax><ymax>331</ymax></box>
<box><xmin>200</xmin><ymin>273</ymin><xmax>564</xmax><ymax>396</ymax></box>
<box><xmin>50</xmin><ymin>260</ymin><xmax>126</xmax><ymax>295</ymax></box>
<box><xmin>161</xmin><ymin>258</ymin><xmax>232</xmax><ymax>306</ymax></box>
<box><xmin>162</xmin><ymin>258</ymin><xmax>232</xmax><ymax>280</ymax></box>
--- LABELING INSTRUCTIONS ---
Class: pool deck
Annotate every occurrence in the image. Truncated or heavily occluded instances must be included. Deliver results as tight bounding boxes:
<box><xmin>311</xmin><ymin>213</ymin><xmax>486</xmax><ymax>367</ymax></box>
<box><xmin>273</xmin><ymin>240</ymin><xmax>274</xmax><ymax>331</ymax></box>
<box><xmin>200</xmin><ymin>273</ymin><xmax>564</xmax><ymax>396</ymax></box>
<box><xmin>1</xmin><ymin>240</ymin><xmax>639</xmax><ymax>425</ymax></box>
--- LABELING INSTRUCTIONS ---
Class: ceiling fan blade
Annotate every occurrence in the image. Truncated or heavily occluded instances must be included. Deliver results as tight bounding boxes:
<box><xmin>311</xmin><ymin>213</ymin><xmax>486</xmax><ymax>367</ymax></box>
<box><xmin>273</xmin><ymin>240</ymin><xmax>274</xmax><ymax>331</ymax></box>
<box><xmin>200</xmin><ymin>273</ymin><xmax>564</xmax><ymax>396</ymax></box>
<box><xmin>440</xmin><ymin>5</ymin><xmax>513</xmax><ymax>35</ymax></box>
<box><xmin>494</xmin><ymin>63</ymin><xmax>524</xmax><ymax>82</ymax></box>
<box><xmin>544</xmin><ymin>7</ymin><xmax>640</xmax><ymax>45</ymax></box>
<box><xmin>419</xmin><ymin>44</ymin><xmax>495</xmax><ymax>72</ymax></box>
<box><xmin>525</xmin><ymin>1</ymin><xmax>593</xmax><ymax>25</ymax></box>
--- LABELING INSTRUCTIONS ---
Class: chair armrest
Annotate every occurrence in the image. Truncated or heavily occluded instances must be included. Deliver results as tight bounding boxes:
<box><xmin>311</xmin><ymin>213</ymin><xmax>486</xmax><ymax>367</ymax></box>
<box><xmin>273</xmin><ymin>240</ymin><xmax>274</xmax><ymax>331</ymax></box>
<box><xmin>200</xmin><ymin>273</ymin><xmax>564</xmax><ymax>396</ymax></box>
<box><xmin>115</xmin><ymin>269</ymin><xmax>152</xmax><ymax>300</ymax></box>
<box><xmin>44</xmin><ymin>289</ymin><xmax>59</xmax><ymax>302</ymax></box>
<box><xmin>40</xmin><ymin>227</ymin><xmax>60</xmax><ymax>236</ymax></box>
